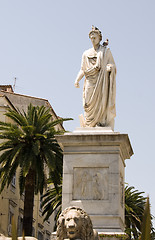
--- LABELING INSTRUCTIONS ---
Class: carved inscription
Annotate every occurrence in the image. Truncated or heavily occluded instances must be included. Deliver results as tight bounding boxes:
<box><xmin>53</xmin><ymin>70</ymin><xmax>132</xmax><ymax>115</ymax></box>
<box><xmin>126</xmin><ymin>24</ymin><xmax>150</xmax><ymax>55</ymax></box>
<box><xmin>73</xmin><ymin>167</ymin><xmax>109</xmax><ymax>200</ymax></box>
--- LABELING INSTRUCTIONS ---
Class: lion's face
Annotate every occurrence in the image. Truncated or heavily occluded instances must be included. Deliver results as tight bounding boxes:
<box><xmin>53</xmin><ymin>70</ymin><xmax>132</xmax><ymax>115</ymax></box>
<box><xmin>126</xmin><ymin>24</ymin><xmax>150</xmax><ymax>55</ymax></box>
<box><xmin>57</xmin><ymin>207</ymin><xmax>96</xmax><ymax>240</ymax></box>
<box><xmin>64</xmin><ymin>209</ymin><xmax>82</xmax><ymax>239</ymax></box>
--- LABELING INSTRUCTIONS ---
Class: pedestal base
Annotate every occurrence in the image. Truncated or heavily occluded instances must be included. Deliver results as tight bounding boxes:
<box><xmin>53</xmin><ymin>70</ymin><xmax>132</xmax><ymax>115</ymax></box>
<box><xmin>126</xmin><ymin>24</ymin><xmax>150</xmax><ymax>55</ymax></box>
<box><xmin>51</xmin><ymin>231</ymin><xmax>128</xmax><ymax>240</ymax></box>
<box><xmin>98</xmin><ymin>232</ymin><xmax>128</xmax><ymax>240</ymax></box>
<box><xmin>56</xmin><ymin>128</ymin><xmax>133</xmax><ymax>233</ymax></box>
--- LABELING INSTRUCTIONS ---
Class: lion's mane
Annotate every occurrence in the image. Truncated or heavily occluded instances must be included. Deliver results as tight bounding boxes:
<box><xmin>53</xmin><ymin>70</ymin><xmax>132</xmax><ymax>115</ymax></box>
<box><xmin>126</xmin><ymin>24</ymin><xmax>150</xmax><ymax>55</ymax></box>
<box><xmin>56</xmin><ymin>206</ymin><xmax>95</xmax><ymax>240</ymax></box>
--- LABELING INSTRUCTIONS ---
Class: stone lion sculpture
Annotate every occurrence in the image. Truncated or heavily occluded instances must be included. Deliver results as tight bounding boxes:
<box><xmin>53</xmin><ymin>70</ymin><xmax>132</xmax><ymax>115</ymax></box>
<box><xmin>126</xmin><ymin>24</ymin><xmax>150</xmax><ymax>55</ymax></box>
<box><xmin>56</xmin><ymin>206</ymin><xmax>98</xmax><ymax>240</ymax></box>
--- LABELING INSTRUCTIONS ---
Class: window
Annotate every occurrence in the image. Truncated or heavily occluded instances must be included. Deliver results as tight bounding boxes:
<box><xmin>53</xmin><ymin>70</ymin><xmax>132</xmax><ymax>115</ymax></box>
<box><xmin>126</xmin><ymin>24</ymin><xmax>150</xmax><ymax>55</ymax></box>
<box><xmin>17</xmin><ymin>216</ymin><xmax>23</xmax><ymax>236</ymax></box>
<box><xmin>8</xmin><ymin>200</ymin><xmax>17</xmax><ymax>236</ymax></box>
<box><xmin>20</xmin><ymin>191</ymin><xmax>25</xmax><ymax>201</ymax></box>
<box><xmin>38</xmin><ymin>231</ymin><xmax>44</xmax><ymax>240</ymax></box>
<box><xmin>8</xmin><ymin>211</ymin><xmax>14</xmax><ymax>236</ymax></box>
<box><xmin>32</xmin><ymin>227</ymin><xmax>35</xmax><ymax>237</ymax></box>
<box><xmin>45</xmin><ymin>230</ymin><xmax>51</xmax><ymax>240</ymax></box>
<box><xmin>39</xmin><ymin>196</ymin><xmax>43</xmax><ymax>214</ymax></box>
<box><xmin>11</xmin><ymin>174</ymin><xmax>16</xmax><ymax>187</ymax></box>
<box><xmin>10</xmin><ymin>173</ymin><xmax>16</xmax><ymax>192</ymax></box>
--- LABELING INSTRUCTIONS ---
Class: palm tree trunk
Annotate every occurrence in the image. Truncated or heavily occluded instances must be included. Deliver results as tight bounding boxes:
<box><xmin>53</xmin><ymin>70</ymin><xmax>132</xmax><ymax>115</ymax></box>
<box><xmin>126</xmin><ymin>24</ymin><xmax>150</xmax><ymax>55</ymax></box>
<box><xmin>23</xmin><ymin>168</ymin><xmax>35</xmax><ymax>236</ymax></box>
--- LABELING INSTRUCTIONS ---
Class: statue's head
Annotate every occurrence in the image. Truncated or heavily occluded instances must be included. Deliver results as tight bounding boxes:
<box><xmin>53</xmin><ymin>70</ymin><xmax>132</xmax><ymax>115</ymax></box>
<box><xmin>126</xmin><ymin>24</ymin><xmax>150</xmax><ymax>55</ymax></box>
<box><xmin>89</xmin><ymin>26</ymin><xmax>102</xmax><ymax>42</ymax></box>
<box><xmin>56</xmin><ymin>206</ymin><xmax>95</xmax><ymax>240</ymax></box>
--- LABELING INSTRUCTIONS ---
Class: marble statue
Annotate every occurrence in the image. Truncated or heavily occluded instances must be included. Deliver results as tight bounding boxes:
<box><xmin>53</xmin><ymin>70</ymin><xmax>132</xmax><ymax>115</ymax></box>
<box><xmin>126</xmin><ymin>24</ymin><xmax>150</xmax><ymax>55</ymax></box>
<box><xmin>56</xmin><ymin>206</ymin><xmax>98</xmax><ymax>240</ymax></box>
<box><xmin>75</xmin><ymin>26</ymin><xmax>116</xmax><ymax>129</ymax></box>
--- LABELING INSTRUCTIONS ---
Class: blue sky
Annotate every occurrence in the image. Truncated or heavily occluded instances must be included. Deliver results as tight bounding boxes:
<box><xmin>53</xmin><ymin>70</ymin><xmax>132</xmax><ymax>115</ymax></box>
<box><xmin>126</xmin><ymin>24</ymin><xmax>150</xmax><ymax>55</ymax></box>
<box><xmin>0</xmin><ymin>0</ymin><xmax>155</xmax><ymax>226</ymax></box>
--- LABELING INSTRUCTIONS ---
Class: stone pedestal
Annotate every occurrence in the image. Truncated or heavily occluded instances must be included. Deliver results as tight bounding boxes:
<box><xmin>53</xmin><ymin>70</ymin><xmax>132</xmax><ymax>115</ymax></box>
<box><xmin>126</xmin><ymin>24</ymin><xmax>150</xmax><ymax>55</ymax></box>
<box><xmin>56</xmin><ymin>128</ymin><xmax>133</xmax><ymax>233</ymax></box>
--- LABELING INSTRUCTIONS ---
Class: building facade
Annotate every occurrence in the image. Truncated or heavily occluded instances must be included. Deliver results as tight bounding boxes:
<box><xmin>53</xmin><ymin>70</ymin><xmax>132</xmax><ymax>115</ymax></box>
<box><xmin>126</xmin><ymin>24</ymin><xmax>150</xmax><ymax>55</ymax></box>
<box><xmin>0</xmin><ymin>85</ymin><xmax>64</xmax><ymax>238</ymax></box>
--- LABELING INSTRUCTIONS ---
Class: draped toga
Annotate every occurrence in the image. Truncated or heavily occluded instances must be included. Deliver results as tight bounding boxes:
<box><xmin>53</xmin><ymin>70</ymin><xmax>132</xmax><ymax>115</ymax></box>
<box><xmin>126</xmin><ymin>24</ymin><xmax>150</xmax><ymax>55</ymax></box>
<box><xmin>81</xmin><ymin>45</ymin><xmax>116</xmax><ymax>128</ymax></box>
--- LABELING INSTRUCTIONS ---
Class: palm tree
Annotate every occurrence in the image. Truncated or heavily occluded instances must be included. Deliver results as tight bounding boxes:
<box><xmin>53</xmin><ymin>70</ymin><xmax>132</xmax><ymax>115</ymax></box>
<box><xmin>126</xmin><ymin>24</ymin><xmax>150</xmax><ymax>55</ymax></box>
<box><xmin>0</xmin><ymin>104</ymin><xmax>71</xmax><ymax>236</ymax></box>
<box><xmin>125</xmin><ymin>185</ymin><xmax>146</xmax><ymax>239</ymax></box>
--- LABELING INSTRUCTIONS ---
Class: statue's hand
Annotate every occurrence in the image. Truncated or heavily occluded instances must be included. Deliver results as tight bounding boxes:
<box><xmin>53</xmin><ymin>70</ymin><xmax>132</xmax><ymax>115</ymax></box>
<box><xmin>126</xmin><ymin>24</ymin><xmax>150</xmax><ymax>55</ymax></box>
<box><xmin>75</xmin><ymin>81</ymin><xmax>80</xmax><ymax>88</ymax></box>
<box><xmin>106</xmin><ymin>64</ymin><xmax>113</xmax><ymax>72</ymax></box>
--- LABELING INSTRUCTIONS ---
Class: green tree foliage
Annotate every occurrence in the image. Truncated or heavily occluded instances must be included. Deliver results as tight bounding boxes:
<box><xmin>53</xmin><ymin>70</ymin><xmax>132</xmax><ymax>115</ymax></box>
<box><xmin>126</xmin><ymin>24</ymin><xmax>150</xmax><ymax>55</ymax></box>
<box><xmin>0</xmin><ymin>104</ymin><xmax>71</xmax><ymax>236</ymax></box>
<box><xmin>125</xmin><ymin>185</ymin><xmax>146</xmax><ymax>239</ymax></box>
<box><xmin>41</xmin><ymin>180</ymin><xmax>62</xmax><ymax>231</ymax></box>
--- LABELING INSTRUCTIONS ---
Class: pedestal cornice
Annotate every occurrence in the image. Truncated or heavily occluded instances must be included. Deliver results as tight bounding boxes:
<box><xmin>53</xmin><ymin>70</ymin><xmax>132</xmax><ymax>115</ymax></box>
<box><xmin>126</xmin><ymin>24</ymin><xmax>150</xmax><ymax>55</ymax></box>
<box><xmin>55</xmin><ymin>131</ymin><xmax>133</xmax><ymax>161</ymax></box>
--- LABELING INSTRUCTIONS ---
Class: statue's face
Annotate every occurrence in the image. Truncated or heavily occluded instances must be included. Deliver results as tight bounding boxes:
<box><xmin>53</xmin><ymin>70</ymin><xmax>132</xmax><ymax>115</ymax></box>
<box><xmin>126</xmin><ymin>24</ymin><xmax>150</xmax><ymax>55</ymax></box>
<box><xmin>90</xmin><ymin>32</ymin><xmax>100</xmax><ymax>46</ymax></box>
<box><xmin>65</xmin><ymin>209</ymin><xmax>81</xmax><ymax>239</ymax></box>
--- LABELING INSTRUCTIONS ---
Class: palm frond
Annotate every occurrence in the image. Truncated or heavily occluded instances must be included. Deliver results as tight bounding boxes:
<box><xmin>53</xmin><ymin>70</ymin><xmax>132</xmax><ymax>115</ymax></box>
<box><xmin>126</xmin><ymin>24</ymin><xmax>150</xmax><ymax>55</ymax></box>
<box><xmin>125</xmin><ymin>184</ymin><xmax>147</xmax><ymax>239</ymax></box>
<box><xmin>41</xmin><ymin>183</ymin><xmax>62</xmax><ymax>225</ymax></box>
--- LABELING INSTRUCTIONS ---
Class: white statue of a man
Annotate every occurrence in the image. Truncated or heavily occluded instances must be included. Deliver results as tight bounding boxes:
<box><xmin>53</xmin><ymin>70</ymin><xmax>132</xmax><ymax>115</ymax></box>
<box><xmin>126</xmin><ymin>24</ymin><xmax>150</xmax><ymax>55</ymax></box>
<box><xmin>75</xmin><ymin>26</ymin><xmax>116</xmax><ymax>129</ymax></box>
